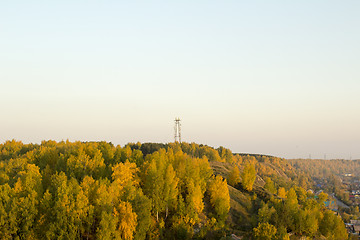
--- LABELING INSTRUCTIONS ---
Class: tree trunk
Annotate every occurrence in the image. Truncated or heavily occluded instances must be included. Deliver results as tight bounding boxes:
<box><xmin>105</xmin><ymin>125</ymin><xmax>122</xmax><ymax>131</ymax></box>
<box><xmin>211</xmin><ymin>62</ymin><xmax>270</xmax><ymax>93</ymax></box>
<box><xmin>165</xmin><ymin>205</ymin><xmax>168</xmax><ymax>219</ymax></box>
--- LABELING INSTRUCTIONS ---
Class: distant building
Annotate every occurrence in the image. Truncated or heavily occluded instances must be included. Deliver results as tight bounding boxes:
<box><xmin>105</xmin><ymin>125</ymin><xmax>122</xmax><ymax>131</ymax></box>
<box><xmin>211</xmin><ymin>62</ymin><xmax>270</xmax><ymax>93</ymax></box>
<box><xmin>350</xmin><ymin>220</ymin><xmax>360</xmax><ymax>235</ymax></box>
<box><xmin>324</xmin><ymin>200</ymin><xmax>337</xmax><ymax>211</ymax></box>
<box><xmin>351</xmin><ymin>190</ymin><xmax>360</xmax><ymax>195</ymax></box>
<box><xmin>346</xmin><ymin>223</ymin><xmax>355</xmax><ymax>234</ymax></box>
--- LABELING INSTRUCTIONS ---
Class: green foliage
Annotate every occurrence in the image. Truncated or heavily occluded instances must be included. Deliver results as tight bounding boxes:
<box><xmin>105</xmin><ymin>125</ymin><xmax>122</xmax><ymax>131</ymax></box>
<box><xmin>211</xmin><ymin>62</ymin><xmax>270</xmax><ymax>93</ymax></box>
<box><xmin>142</xmin><ymin>149</ymin><xmax>178</xmax><ymax>221</ymax></box>
<box><xmin>319</xmin><ymin>210</ymin><xmax>348</xmax><ymax>240</ymax></box>
<box><xmin>97</xmin><ymin>211</ymin><xmax>119</xmax><ymax>240</ymax></box>
<box><xmin>217</xmin><ymin>146</ymin><xmax>233</xmax><ymax>163</ymax></box>
<box><xmin>258</xmin><ymin>203</ymin><xmax>276</xmax><ymax>223</ymax></box>
<box><xmin>253</xmin><ymin>222</ymin><xmax>277</xmax><ymax>240</ymax></box>
<box><xmin>264</xmin><ymin>177</ymin><xmax>276</xmax><ymax>194</ymax></box>
<box><xmin>275</xmin><ymin>226</ymin><xmax>289</xmax><ymax>240</ymax></box>
<box><xmin>0</xmin><ymin>184</ymin><xmax>17</xmax><ymax>239</ymax></box>
<box><xmin>317</xmin><ymin>192</ymin><xmax>328</xmax><ymax>206</ymax></box>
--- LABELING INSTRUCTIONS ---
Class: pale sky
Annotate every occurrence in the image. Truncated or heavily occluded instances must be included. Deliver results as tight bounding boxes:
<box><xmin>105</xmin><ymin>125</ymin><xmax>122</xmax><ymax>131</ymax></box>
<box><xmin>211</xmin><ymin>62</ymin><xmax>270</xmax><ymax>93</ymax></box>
<box><xmin>1</xmin><ymin>1</ymin><xmax>359</xmax><ymax>159</ymax></box>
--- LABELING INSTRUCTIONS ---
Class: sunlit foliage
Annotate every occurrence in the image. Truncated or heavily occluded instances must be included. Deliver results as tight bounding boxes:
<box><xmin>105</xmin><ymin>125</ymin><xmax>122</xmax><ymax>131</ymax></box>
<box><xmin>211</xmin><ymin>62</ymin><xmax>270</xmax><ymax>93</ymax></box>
<box><xmin>0</xmin><ymin>140</ymin><xmax>348</xmax><ymax>239</ymax></box>
<box><xmin>241</xmin><ymin>163</ymin><xmax>256</xmax><ymax>191</ymax></box>
<box><xmin>0</xmin><ymin>140</ymin><xmax>232</xmax><ymax>239</ymax></box>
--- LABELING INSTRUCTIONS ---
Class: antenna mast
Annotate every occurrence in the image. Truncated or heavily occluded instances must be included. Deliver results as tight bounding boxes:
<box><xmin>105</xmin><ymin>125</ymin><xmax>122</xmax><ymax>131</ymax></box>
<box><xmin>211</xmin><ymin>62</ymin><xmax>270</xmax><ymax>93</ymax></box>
<box><xmin>174</xmin><ymin>118</ymin><xmax>181</xmax><ymax>143</ymax></box>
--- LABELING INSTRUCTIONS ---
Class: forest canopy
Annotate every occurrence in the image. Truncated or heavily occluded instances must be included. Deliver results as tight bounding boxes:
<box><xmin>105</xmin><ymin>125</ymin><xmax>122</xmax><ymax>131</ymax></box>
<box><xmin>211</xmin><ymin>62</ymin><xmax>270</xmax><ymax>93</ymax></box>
<box><xmin>0</xmin><ymin>140</ymin><xmax>231</xmax><ymax>240</ymax></box>
<box><xmin>0</xmin><ymin>140</ymin><xmax>349</xmax><ymax>240</ymax></box>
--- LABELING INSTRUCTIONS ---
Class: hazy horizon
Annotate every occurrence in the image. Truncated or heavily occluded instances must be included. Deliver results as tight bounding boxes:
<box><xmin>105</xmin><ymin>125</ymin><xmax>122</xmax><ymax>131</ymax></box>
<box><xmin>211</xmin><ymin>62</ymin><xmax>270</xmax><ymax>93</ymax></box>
<box><xmin>1</xmin><ymin>1</ymin><xmax>359</xmax><ymax>159</ymax></box>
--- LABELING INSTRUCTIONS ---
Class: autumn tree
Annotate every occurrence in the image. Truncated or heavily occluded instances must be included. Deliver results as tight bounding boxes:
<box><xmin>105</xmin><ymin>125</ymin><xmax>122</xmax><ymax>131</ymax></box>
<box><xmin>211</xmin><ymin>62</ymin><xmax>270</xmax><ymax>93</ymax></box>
<box><xmin>217</xmin><ymin>146</ymin><xmax>233</xmax><ymax>163</ymax></box>
<box><xmin>0</xmin><ymin>184</ymin><xmax>16</xmax><ymax>239</ymax></box>
<box><xmin>112</xmin><ymin>160</ymin><xmax>139</xmax><ymax>196</ymax></box>
<box><xmin>3</xmin><ymin>140</ymin><xmax>350</xmax><ymax>239</ymax></box>
<box><xmin>277</xmin><ymin>187</ymin><xmax>286</xmax><ymax>199</ymax></box>
<box><xmin>241</xmin><ymin>163</ymin><xmax>256</xmax><ymax>191</ymax></box>
<box><xmin>253</xmin><ymin>222</ymin><xmax>277</xmax><ymax>240</ymax></box>
<box><xmin>317</xmin><ymin>192</ymin><xmax>328</xmax><ymax>207</ymax></box>
<box><xmin>114</xmin><ymin>202</ymin><xmax>137</xmax><ymax>240</ymax></box>
<box><xmin>142</xmin><ymin>150</ymin><xmax>178</xmax><ymax>221</ymax></box>
<box><xmin>319</xmin><ymin>210</ymin><xmax>348</xmax><ymax>239</ymax></box>
<box><xmin>171</xmin><ymin>151</ymin><xmax>211</xmax><ymax>223</ymax></box>
<box><xmin>11</xmin><ymin>163</ymin><xmax>42</xmax><ymax>239</ymax></box>
<box><xmin>264</xmin><ymin>177</ymin><xmax>276</xmax><ymax>194</ymax></box>
<box><xmin>207</xmin><ymin>175</ymin><xmax>230</xmax><ymax>224</ymax></box>
<box><xmin>258</xmin><ymin>203</ymin><xmax>276</xmax><ymax>223</ymax></box>
<box><xmin>227</xmin><ymin>165</ymin><xmax>240</xmax><ymax>187</ymax></box>
<box><xmin>66</xmin><ymin>148</ymin><xmax>106</xmax><ymax>180</ymax></box>
<box><xmin>275</xmin><ymin>226</ymin><xmax>290</xmax><ymax>240</ymax></box>
<box><xmin>97</xmin><ymin>211</ymin><xmax>119</xmax><ymax>240</ymax></box>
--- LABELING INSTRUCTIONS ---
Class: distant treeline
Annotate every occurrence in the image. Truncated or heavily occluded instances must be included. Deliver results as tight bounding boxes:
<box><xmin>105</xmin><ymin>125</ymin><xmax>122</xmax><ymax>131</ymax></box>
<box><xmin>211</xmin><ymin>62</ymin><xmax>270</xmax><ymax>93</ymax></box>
<box><xmin>289</xmin><ymin>158</ymin><xmax>360</xmax><ymax>178</ymax></box>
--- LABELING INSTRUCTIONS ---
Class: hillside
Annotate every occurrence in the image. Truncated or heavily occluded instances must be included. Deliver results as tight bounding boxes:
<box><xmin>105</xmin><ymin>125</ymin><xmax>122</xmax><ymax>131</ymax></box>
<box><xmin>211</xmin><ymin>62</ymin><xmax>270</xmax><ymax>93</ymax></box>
<box><xmin>0</xmin><ymin>140</ymin><xmax>349</xmax><ymax>239</ymax></box>
<box><xmin>289</xmin><ymin>158</ymin><xmax>360</xmax><ymax>224</ymax></box>
<box><xmin>289</xmin><ymin>158</ymin><xmax>360</xmax><ymax>178</ymax></box>
<box><xmin>209</xmin><ymin>155</ymin><xmax>308</xmax><ymax>233</ymax></box>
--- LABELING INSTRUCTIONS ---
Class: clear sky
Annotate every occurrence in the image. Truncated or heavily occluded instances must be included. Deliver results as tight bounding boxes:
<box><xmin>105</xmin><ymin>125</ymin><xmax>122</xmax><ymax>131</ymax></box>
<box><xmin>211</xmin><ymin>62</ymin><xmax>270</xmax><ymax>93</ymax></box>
<box><xmin>1</xmin><ymin>1</ymin><xmax>359</xmax><ymax>159</ymax></box>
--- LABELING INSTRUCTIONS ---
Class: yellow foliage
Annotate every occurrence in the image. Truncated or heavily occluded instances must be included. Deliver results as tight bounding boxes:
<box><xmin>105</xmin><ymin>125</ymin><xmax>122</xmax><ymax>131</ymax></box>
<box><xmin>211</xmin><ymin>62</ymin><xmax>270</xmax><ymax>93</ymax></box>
<box><xmin>253</xmin><ymin>222</ymin><xmax>277</xmax><ymax>240</ymax></box>
<box><xmin>241</xmin><ymin>163</ymin><xmax>256</xmax><ymax>191</ymax></box>
<box><xmin>112</xmin><ymin>160</ymin><xmax>139</xmax><ymax>187</ymax></box>
<box><xmin>208</xmin><ymin>175</ymin><xmax>230</xmax><ymax>221</ymax></box>
<box><xmin>114</xmin><ymin>201</ymin><xmax>137</xmax><ymax>240</ymax></box>
<box><xmin>278</xmin><ymin>187</ymin><xmax>286</xmax><ymax>199</ymax></box>
<box><xmin>192</xmin><ymin>184</ymin><xmax>204</xmax><ymax>214</ymax></box>
<box><xmin>227</xmin><ymin>166</ymin><xmax>240</xmax><ymax>187</ymax></box>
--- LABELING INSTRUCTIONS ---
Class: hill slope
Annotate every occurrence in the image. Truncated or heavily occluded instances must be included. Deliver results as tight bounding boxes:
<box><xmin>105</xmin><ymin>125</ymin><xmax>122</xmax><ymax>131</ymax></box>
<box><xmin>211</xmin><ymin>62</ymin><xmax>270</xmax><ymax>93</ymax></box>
<box><xmin>0</xmin><ymin>140</ymin><xmax>348</xmax><ymax>239</ymax></box>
